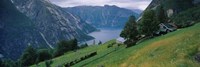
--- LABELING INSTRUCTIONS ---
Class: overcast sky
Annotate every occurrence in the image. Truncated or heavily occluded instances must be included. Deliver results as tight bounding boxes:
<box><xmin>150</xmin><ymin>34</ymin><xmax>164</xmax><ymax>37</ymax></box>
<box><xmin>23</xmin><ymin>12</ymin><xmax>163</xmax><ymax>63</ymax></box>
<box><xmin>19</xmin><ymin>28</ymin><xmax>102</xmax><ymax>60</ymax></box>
<box><xmin>49</xmin><ymin>0</ymin><xmax>152</xmax><ymax>10</ymax></box>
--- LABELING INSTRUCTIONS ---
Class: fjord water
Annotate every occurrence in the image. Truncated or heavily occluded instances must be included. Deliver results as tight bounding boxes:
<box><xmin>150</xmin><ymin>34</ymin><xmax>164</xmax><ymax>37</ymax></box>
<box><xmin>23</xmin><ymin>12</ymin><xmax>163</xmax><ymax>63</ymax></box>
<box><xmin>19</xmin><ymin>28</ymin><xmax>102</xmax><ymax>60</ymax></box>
<box><xmin>85</xmin><ymin>29</ymin><xmax>122</xmax><ymax>45</ymax></box>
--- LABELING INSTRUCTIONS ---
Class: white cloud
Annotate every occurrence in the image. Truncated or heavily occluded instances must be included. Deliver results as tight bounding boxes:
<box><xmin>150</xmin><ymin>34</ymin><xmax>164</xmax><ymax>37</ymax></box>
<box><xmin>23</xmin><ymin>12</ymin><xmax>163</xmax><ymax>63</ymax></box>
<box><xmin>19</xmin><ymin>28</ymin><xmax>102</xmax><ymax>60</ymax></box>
<box><xmin>49</xmin><ymin>0</ymin><xmax>152</xmax><ymax>10</ymax></box>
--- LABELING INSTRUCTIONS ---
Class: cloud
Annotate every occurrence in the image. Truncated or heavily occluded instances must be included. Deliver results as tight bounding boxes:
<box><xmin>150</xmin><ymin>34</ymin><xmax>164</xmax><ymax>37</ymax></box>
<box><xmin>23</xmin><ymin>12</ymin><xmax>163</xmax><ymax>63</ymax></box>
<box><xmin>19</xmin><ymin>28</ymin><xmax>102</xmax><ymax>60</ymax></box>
<box><xmin>49</xmin><ymin>0</ymin><xmax>152</xmax><ymax>10</ymax></box>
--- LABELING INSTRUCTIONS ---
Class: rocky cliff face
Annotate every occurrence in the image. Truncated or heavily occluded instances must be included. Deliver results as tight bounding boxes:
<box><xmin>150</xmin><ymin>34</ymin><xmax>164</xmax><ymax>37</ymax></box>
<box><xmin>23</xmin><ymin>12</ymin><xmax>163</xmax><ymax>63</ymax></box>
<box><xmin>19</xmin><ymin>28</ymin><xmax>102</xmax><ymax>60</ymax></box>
<box><xmin>145</xmin><ymin>0</ymin><xmax>200</xmax><ymax>17</ymax></box>
<box><xmin>0</xmin><ymin>0</ymin><xmax>43</xmax><ymax>60</ymax></box>
<box><xmin>64</xmin><ymin>5</ymin><xmax>140</xmax><ymax>28</ymax></box>
<box><xmin>11</xmin><ymin>0</ymin><xmax>97</xmax><ymax>42</ymax></box>
<box><xmin>0</xmin><ymin>0</ymin><xmax>97</xmax><ymax>60</ymax></box>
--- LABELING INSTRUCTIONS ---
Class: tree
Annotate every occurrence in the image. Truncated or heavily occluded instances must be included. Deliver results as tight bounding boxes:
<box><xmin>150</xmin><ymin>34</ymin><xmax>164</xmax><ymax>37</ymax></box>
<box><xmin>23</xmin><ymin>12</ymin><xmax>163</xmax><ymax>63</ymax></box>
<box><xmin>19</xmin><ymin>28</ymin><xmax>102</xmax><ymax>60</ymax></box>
<box><xmin>45</xmin><ymin>60</ymin><xmax>53</xmax><ymax>67</ymax></box>
<box><xmin>120</xmin><ymin>15</ymin><xmax>138</xmax><ymax>46</ymax></box>
<box><xmin>71</xmin><ymin>39</ymin><xmax>78</xmax><ymax>50</ymax></box>
<box><xmin>53</xmin><ymin>39</ymin><xmax>78</xmax><ymax>57</ymax></box>
<box><xmin>0</xmin><ymin>59</ymin><xmax>17</xmax><ymax>67</ymax></box>
<box><xmin>138</xmin><ymin>10</ymin><xmax>159</xmax><ymax>36</ymax></box>
<box><xmin>53</xmin><ymin>40</ymin><xmax>70</xmax><ymax>57</ymax></box>
<box><xmin>156</xmin><ymin>5</ymin><xmax>168</xmax><ymax>23</ymax></box>
<box><xmin>36</xmin><ymin>49</ymin><xmax>52</xmax><ymax>63</ymax></box>
<box><xmin>19</xmin><ymin>45</ymin><xmax>37</xmax><ymax>66</ymax></box>
<box><xmin>0</xmin><ymin>59</ymin><xmax>2</xmax><ymax>67</ymax></box>
<box><xmin>98</xmin><ymin>41</ymin><xmax>102</xmax><ymax>45</ymax></box>
<box><xmin>79</xmin><ymin>43</ymin><xmax>88</xmax><ymax>48</ymax></box>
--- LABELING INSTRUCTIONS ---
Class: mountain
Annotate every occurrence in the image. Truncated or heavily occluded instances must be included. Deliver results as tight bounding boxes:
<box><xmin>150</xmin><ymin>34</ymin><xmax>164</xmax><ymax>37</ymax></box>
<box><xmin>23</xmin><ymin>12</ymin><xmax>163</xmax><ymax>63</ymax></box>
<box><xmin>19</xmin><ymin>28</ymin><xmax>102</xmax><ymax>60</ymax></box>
<box><xmin>139</xmin><ymin>0</ymin><xmax>200</xmax><ymax>27</ymax></box>
<box><xmin>0</xmin><ymin>0</ymin><xmax>43</xmax><ymax>60</ymax></box>
<box><xmin>145</xmin><ymin>0</ymin><xmax>196</xmax><ymax>17</ymax></box>
<box><xmin>132</xmin><ymin>9</ymin><xmax>143</xmax><ymax>14</ymax></box>
<box><xmin>64</xmin><ymin>5</ymin><xmax>140</xmax><ymax>28</ymax></box>
<box><xmin>0</xmin><ymin>0</ymin><xmax>97</xmax><ymax>60</ymax></box>
<box><xmin>11</xmin><ymin>0</ymin><xmax>97</xmax><ymax>42</ymax></box>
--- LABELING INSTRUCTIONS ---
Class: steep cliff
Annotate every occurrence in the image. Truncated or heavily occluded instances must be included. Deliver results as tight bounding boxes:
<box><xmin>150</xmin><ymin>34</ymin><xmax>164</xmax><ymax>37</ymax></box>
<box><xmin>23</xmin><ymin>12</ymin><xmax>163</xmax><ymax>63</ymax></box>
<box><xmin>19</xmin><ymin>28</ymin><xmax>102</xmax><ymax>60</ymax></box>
<box><xmin>145</xmin><ymin>0</ymin><xmax>199</xmax><ymax>17</ymax></box>
<box><xmin>0</xmin><ymin>0</ymin><xmax>44</xmax><ymax>60</ymax></box>
<box><xmin>11</xmin><ymin>0</ymin><xmax>97</xmax><ymax>42</ymax></box>
<box><xmin>0</xmin><ymin>0</ymin><xmax>97</xmax><ymax>60</ymax></box>
<box><xmin>139</xmin><ymin>0</ymin><xmax>200</xmax><ymax>27</ymax></box>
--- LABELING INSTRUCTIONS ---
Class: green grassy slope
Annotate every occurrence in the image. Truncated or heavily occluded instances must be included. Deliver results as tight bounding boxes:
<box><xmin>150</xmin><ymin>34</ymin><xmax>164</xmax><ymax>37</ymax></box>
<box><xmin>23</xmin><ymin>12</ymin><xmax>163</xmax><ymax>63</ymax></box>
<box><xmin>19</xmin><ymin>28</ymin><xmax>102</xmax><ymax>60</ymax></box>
<box><xmin>74</xmin><ymin>23</ymin><xmax>200</xmax><ymax>67</ymax></box>
<box><xmin>31</xmin><ymin>40</ymin><xmax>121</xmax><ymax>67</ymax></box>
<box><xmin>32</xmin><ymin>23</ymin><xmax>200</xmax><ymax>67</ymax></box>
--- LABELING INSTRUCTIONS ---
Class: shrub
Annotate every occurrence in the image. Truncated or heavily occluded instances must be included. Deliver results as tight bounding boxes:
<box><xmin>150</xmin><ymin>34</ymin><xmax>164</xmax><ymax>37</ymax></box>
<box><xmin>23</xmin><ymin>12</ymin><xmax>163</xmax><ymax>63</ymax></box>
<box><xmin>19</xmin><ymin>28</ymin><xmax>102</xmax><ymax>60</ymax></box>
<box><xmin>19</xmin><ymin>45</ymin><xmax>37</xmax><ymax>66</ymax></box>
<box><xmin>53</xmin><ymin>39</ymin><xmax>78</xmax><ymax>57</ymax></box>
<box><xmin>45</xmin><ymin>60</ymin><xmax>53</xmax><ymax>67</ymax></box>
<box><xmin>0</xmin><ymin>59</ymin><xmax>17</xmax><ymax>67</ymax></box>
<box><xmin>79</xmin><ymin>43</ymin><xmax>88</xmax><ymax>48</ymax></box>
<box><xmin>36</xmin><ymin>49</ymin><xmax>52</xmax><ymax>63</ymax></box>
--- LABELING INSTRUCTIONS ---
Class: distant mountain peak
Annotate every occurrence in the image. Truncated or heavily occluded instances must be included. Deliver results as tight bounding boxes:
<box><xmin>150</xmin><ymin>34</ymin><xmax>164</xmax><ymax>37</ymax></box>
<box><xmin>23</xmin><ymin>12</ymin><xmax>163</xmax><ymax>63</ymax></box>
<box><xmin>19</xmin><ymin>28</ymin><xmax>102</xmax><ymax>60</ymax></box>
<box><xmin>64</xmin><ymin>6</ymin><xmax>140</xmax><ymax>28</ymax></box>
<box><xmin>104</xmin><ymin>5</ymin><xmax>118</xmax><ymax>7</ymax></box>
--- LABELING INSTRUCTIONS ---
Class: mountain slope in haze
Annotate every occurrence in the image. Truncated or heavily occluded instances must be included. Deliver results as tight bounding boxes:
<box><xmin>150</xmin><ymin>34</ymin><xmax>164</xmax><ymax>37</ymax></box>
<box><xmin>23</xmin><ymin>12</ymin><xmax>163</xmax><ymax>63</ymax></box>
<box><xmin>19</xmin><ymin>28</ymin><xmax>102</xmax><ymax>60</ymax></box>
<box><xmin>11</xmin><ymin>0</ymin><xmax>97</xmax><ymax>44</ymax></box>
<box><xmin>0</xmin><ymin>0</ymin><xmax>44</xmax><ymax>60</ymax></box>
<box><xmin>64</xmin><ymin>5</ymin><xmax>140</xmax><ymax>28</ymax></box>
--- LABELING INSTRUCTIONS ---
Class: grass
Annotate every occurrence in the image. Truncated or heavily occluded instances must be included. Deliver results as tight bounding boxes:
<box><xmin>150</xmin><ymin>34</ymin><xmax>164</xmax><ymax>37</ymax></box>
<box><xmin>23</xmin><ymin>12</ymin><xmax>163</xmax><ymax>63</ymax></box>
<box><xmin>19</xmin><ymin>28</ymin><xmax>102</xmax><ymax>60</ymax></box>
<box><xmin>32</xmin><ymin>23</ymin><xmax>200</xmax><ymax>67</ymax></box>
<box><xmin>74</xmin><ymin>23</ymin><xmax>200</xmax><ymax>67</ymax></box>
<box><xmin>31</xmin><ymin>40</ymin><xmax>119</xmax><ymax>67</ymax></box>
<box><xmin>31</xmin><ymin>45</ymin><xmax>98</xmax><ymax>67</ymax></box>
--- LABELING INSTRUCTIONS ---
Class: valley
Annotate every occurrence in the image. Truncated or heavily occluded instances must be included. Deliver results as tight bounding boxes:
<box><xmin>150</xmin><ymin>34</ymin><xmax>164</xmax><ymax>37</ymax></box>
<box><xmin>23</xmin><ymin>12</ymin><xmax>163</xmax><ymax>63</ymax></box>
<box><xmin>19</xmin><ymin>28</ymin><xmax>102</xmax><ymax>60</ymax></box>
<box><xmin>32</xmin><ymin>23</ymin><xmax>200</xmax><ymax>67</ymax></box>
<box><xmin>1</xmin><ymin>0</ymin><xmax>200</xmax><ymax>67</ymax></box>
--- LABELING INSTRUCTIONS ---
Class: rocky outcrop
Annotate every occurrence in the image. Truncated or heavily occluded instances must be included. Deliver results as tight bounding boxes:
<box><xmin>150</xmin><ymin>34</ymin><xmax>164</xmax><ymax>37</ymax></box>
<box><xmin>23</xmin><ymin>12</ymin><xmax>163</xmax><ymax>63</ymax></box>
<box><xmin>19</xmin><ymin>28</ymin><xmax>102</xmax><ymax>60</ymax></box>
<box><xmin>193</xmin><ymin>0</ymin><xmax>200</xmax><ymax>5</ymax></box>
<box><xmin>144</xmin><ymin>0</ymin><xmax>199</xmax><ymax>17</ymax></box>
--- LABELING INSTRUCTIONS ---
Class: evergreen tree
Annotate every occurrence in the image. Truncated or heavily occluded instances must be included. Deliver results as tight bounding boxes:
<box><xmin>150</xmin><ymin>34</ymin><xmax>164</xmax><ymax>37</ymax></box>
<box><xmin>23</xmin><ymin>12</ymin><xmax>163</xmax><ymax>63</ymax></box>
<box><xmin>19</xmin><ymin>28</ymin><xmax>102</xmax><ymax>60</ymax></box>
<box><xmin>138</xmin><ymin>10</ymin><xmax>159</xmax><ymax>36</ymax></box>
<box><xmin>36</xmin><ymin>49</ymin><xmax>52</xmax><ymax>63</ymax></box>
<box><xmin>120</xmin><ymin>15</ymin><xmax>138</xmax><ymax>46</ymax></box>
<box><xmin>0</xmin><ymin>59</ymin><xmax>2</xmax><ymax>67</ymax></box>
<box><xmin>79</xmin><ymin>43</ymin><xmax>88</xmax><ymax>48</ymax></box>
<box><xmin>72</xmin><ymin>39</ymin><xmax>78</xmax><ymax>50</ymax></box>
<box><xmin>0</xmin><ymin>59</ymin><xmax>17</xmax><ymax>67</ymax></box>
<box><xmin>53</xmin><ymin>40</ymin><xmax>71</xmax><ymax>57</ymax></box>
<box><xmin>98</xmin><ymin>41</ymin><xmax>102</xmax><ymax>45</ymax></box>
<box><xmin>19</xmin><ymin>45</ymin><xmax>37</xmax><ymax>66</ymax></box>
<box><xmin>53</xmin><ymin>39</ymin><xmax>78</xmax><ymax>57</ymax></box>
<box><xmin>156</xmin><ymin>5</ymin><xmax>167</xmax><ymax>23</ymax></box>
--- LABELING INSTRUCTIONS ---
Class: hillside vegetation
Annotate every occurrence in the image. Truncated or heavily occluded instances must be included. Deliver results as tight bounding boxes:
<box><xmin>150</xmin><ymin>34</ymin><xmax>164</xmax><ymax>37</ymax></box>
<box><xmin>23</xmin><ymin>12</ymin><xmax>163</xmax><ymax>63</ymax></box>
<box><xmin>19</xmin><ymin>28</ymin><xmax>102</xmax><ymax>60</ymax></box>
<box><xmin>31</xmin><ymin>40</ymin><xmax>122</xmax><ymax>67</ymax></box>
<box><xmin>31</xmin><ymin>23</ymin><xmax>200</xmax><ymax>67</ymax></box>
<box><xmin>74</xmin><ymin>23</ymin><xmax>200</xmax><ymax>67</ymax></box>
<box><xmin>172</xmin><ymin>6</ymin><xmax>200</xmax><ymax>27</ymax></box>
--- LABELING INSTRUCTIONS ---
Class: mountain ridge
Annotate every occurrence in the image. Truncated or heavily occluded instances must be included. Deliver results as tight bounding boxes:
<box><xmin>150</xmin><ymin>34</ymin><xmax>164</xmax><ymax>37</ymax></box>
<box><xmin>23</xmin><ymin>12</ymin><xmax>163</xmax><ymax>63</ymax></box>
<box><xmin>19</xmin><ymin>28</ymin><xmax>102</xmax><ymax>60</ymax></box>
<box><xmin>0</xmin><ymin>0</ymin><xmax>97</xmax><ymax>60</ymax></box>
<box><xmin>0</xmin><ymin>0</ymin><xmax>43</xmax><ymax>60</ymax></box>
<box><xmin>64</xmin><ymin>5</ymin><xmax>140</xmax><ymax>28</ymax></box>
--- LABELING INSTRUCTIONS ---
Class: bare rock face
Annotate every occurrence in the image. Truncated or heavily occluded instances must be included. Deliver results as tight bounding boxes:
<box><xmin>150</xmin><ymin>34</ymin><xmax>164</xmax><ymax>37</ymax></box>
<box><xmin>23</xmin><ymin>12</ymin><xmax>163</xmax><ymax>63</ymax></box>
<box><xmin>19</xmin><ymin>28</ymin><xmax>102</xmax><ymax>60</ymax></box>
<box><xmin>12</xmin><ymin>0</ymin><xmax>97</xmax><ymax>43</ymax></box>
<box><xmin>0</xmin><ymin>0</ymin><xmax>96</xmax><ymax>60</ymax></box>
<box><xmin>0</xmin><ymin>0</ymin><xmax>43</xmax><ymax>60</ymax></box>
<box><xmin>166</xmin><ymin>9</ymin><xmax>174</xmax><ymax>17</ymax></box>
<box><xmin>138</xmin><ymin>0</ymin><xmax>198</xmax><ymax>21</ymax></box>
<box><xmin>193</xmin><ymin>0</ymin><xmax>200</xmax><ymax>5</ymax></box>
<box><xmin>148</xmin><ymin>0</ymin><xmax>199</xmax><ymax>15</ymax></box>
